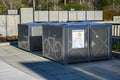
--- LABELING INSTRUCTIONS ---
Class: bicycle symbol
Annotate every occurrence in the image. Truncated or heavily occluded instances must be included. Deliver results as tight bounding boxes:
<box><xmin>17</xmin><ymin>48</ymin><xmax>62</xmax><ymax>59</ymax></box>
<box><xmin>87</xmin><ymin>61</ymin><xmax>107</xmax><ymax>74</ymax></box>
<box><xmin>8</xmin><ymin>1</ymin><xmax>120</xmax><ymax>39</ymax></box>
<box><xmin>43</xmin><ymin>35</ymin><xmax>62</xmax><ymax>60</ymax></box>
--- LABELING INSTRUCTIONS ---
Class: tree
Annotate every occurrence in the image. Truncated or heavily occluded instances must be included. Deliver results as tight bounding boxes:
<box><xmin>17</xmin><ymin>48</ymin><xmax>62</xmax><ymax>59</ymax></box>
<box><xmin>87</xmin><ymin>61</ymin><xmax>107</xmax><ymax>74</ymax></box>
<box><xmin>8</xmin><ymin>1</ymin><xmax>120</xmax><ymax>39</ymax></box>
<box><xmin>0</xmin><ymin>2</ymin><xmax>6</xmax><ymax>14</ymax></box>
<box><xmin>0</xmin><ymin>0</ymin><xmax>23</xmax><ymax>9</ymax></box>
<box><xmin>96</xmin><ymin>0</ymin><xmax>113</xmax><ymax>10</ymax></box>
<box><xmin>112</xmin><ymin>0</ymin><xmax>120</xmax><ymax>11</ymax></box>
<box><xmin>22</xmin><ymin>0</ymin><xmax>33</xmax><ymax>7</ymax></box>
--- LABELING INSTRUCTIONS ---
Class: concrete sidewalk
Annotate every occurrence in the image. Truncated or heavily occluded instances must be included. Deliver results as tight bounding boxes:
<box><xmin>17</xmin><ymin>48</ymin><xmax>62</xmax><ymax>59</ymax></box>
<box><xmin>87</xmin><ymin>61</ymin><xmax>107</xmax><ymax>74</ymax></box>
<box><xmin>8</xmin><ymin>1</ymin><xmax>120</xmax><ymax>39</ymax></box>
<box><xmin>0</xmin><ymin>60</ymin><xmax>38</xmax><ymax>80</ymax></box>
<box><xmin>0</xmin><ymin>44</ymin><xmax>120</xmax><ymax>80</ymax></box>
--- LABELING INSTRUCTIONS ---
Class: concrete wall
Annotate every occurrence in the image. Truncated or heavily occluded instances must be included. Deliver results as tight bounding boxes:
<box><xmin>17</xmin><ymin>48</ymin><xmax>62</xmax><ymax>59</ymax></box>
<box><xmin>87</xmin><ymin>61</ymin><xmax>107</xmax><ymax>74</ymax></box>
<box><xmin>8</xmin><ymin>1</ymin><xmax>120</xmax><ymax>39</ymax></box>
<box><xmin>49</xmin><ymin>11</ymin><xmax>59</xmax><ymax>21</ymax></box>
<box><xmin>77</xmin><ymin>11</ymin><xmax>86</xmax><ymax>21</ymax></box>
<box><xmin>7</xmin><ymin>15</ymin><xmax>20</xmax><ymax>36</ymax></box>
<box><xmin>20</xmin><ymin>8</ymin><xmax>33</xmax><ymax>24</ymax></box>
<box><xmin>0</xmin><ymin>15</ymin><xmax>6</xmax><ymax>37</ymax></box>
<box><xmin>87</xmin><ymin>11</ymin><xmax>103</xmax><ymax>21</ymax></box>
<box><xmin>0</xmin><ymin>15</ymin><xmax>20</xmax><ymax>37</ymax></box>
<box><xmin>59</xmin><ymin>11</ymin><xmax>68</xmax><ymax>22</ymax></box>
<box><xmin>68</xmin><ymin>11</ymin><xmax>77</xmax><ymax>21</ymax></box>
<box><xmin>34</xmin><ymin>10</ymin><xmax>103</xmax><ymax>22</ymax></box>
<box><xmin>8</xmin><ymin>10</ymin><xmax>18</xmax><ymax>14</ymax></box>
<box><xmin>2</xmin><ymin>9</ymin><xmax>117</xmax><ymax>39</ymax></box>
<box><xmin>113</xmin><ymin>16</ymin><xmax>120</xmax><ymax>22</ymax></box>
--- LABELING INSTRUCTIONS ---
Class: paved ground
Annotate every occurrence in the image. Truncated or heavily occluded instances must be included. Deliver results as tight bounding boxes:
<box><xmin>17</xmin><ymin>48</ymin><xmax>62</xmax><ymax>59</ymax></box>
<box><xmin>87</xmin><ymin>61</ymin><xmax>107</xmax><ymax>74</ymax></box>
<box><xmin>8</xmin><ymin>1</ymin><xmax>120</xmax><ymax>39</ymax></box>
<box><xmin>0</xmin><ymin>60</ymin><xmax>38</xmax><ymax>80</ymax></box>
<box><xmin>0</xmin><ymin>44</ymin><xmax>120</xmax><ymax>80</ymax></box>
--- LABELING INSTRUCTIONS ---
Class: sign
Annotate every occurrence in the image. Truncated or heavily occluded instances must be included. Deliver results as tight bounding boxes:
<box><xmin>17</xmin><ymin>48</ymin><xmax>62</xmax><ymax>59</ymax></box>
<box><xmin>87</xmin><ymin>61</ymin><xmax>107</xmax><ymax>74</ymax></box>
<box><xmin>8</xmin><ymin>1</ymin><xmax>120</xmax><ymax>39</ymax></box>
<box><xmin>72</xmin><ymin>30</ymin><xmax>85</xmax><ymax>48</ymax></box>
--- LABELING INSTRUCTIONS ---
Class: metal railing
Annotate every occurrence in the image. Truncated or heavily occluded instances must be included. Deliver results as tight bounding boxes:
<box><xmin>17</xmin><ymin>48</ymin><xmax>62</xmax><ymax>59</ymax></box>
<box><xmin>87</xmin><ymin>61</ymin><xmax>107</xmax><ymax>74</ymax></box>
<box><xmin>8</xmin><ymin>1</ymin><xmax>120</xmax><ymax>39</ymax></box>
<box><xmin>112</xmin><ymin>23</ymin><xmax>120</xmax><ymax>45</ymax></box>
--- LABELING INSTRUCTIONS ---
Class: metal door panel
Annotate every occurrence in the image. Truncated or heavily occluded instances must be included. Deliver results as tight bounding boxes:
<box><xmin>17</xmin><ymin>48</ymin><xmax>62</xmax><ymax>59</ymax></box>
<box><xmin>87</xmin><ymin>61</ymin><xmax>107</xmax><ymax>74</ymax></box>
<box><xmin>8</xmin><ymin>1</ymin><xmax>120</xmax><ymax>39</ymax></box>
<box><xmin>90</xmin><ymin>27</ymin><xmax>109</xmax><ymax>60</ymax></box>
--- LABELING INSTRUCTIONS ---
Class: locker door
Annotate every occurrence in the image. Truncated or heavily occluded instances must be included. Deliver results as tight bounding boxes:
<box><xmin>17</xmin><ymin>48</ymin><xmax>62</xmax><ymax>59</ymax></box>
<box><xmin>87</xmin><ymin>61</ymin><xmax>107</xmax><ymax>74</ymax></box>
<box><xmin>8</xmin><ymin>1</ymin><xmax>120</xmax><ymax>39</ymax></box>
<box><xmin>68</xmin><ymin>27</ymin><xmax>89</xmax><ymax>63</ymax></box>
<box><xmin>90</xmin><ymin>27</ymin><xmax>109</xmax><ymax>60</ymax></box>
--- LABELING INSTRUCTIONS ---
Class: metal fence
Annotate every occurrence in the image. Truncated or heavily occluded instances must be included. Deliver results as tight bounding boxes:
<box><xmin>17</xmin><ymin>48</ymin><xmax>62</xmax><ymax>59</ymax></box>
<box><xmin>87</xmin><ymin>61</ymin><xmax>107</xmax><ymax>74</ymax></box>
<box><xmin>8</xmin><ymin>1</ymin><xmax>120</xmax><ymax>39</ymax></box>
<box><xmin>98</xmin><ymin>22</ymin><xmax>120</xmax><ymax>45</ymax></box>
<box><xmin>112</xmin><ymin>23</ymin><xmax>120</xmax><ymax>45</ymax></box>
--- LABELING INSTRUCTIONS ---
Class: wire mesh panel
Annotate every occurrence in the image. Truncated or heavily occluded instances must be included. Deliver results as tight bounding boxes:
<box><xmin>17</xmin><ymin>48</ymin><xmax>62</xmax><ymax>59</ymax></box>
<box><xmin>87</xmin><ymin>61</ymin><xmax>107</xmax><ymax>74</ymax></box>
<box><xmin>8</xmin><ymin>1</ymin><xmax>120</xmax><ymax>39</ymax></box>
<box><xmin>18</xmin><ymin>23</ymin><xmax>43</xmax><ymax>51</ymax></box>
<box><xmin>90</xmin><ymin>27</ymin><xmax>111</xmax><ymax>60</ymax></box>
<box><xmin>43</xmin><ymin>24</ymin><xmax>64</xmax><ymax>63</ymax></box>
<box><xmin>18</xmin><ymin>24</ymin><xmax>29</xmax><ymax>50</ymax></box>
<box><xmin>67</xmin><ymin>27</ymin><xmax>89</xmax><ymax>63</ymax></box>
<box><xmin>42</xmin><ymin>22</ymin><xmax>112</xmax><ymax>64</ymax></box>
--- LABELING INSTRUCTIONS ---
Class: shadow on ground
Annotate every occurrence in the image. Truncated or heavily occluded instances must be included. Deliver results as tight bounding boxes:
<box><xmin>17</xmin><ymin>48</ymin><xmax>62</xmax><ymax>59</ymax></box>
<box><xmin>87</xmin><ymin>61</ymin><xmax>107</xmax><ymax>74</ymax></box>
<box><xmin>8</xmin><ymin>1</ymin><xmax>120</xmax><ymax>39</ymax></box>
<box><xmin>9</xmin><ymin>41</ymin><xmax>120</xmax><ymax>80</ymax></box>
<box><xmin>10</xmin><ymin>41</ymin><xmax>42</xmax><ymax>56</ymax></box>
<box><xmin>20</xmin><ymin>58</ymin><xmax>120</xmax><ymax>80</ymax></box>
<box><xmin>20</xmin><ymin>61</ymin><xmax>96</xmax><ymax>80</ymax></box>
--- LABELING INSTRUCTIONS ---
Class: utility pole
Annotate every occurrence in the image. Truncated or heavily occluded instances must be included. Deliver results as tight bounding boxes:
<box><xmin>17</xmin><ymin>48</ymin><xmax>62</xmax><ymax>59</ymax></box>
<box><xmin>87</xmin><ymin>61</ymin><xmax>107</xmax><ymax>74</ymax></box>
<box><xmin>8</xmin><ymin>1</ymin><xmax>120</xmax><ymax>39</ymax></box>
<box><xmin>47</xmin><ymin>0</ymin><xmax>48</xmax><ymax>10</ymax></box>
<box><xmin>33</xmin><ymin>0</ymin><xmax>35</xmax><ymax>22</ymax></box>
<box><xmin>33</xmin><ymin>0</ymin><xmax>35</xmax><ymax>10</ymax></box>
<box><xmin>93</xmin><ymin>0</ymin><xmax>95</xmax><ymax>10</ymax></box>
<box><xmin>64</xmin><ymin>0</ymin><xmax>66</xmax><ymax>5</ymax></box>
<box><xmin>113</xmin><ymin>0</ymin><xmax>115</xmax><ymax>9</ymax></box>
<box><xmin>54</xmin><ymin>0</ymin><xmax>56</xmax><ymax>10</ymax></box>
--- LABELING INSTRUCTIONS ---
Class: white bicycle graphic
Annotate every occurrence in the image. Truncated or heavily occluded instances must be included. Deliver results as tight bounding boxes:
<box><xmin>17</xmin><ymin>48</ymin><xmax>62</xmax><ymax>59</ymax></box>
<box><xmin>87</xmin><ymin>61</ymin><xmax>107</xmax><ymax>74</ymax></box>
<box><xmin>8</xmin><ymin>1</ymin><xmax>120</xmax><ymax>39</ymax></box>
<box><xmin>44</xmin><ymin>35</ymin><xmax>62</xmax><ymax>60</ymax></box>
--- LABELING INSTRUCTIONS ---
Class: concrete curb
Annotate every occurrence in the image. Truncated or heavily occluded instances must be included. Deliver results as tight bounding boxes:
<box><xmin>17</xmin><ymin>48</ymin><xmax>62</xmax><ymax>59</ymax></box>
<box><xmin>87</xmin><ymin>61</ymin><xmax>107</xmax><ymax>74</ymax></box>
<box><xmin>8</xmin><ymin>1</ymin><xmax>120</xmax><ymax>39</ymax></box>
<box><xmin>0</xmin><ymin>42</ymin><xmax>10</xmax><ymax>46</ymax></box>
<box><xmin>112</xmin><ymin>51</ymin><xmax>120</xmax><ymax>58</ymax></box>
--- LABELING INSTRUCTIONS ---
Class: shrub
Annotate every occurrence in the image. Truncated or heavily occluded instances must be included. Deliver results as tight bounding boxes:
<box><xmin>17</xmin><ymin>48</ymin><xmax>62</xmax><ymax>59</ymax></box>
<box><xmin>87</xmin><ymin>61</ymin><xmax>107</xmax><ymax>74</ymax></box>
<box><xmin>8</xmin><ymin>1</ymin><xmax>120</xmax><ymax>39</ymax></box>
<box><xmin>112</xmin><ymin>42</ymin><xmax>120</xmax><ymax>51</ymax></box>
<box><xmin>0</xmin><ymin>37</ymin><xmax>6</xmax><ymax>43</ymax></box>
<box><xmin>103</xmin><ymin>9</ymin><xmax>120</xmax><ymax>21</ymax></box>
<box><xmin>62</xmin><ymin>4</ymin><xmax>91</xmax><ymax>10</ymax></box>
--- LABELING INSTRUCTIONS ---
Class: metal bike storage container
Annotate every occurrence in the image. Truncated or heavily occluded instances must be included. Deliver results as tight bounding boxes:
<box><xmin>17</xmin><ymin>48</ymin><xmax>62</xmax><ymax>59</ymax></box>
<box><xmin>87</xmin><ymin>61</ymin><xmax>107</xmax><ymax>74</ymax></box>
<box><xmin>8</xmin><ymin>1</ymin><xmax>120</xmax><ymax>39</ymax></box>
<box><xmin>42</xmin><ymin>22</ymin><xmax>112</xmax><ymax>64</ymax></box>
<box><xmin>87</xmin><ymin>22</ymin><xmax>112</xmax><ymax>61</ymax></box>
<box><xmin>18</xmin><ymin>22</ymin><xmax>43</xmax><ymax>51</ymax></box>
